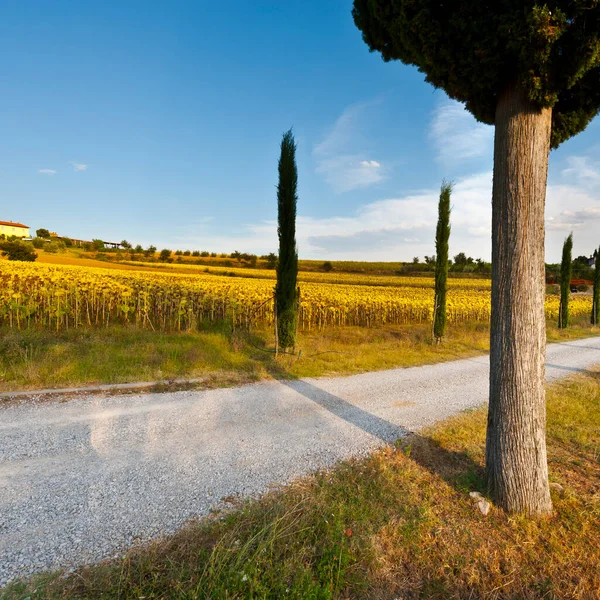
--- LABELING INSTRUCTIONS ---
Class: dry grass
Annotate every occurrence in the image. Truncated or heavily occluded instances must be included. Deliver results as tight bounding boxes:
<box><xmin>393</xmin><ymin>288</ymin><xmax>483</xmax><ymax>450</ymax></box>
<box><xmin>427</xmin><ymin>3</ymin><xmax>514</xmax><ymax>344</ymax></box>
<box><xmin>3</xmin><ymin>369</ymin><xmax>599</xmax><ymax>599</ymax></box>
<box><xmin>1</xmin><ymin>320</ymin><xmax>597</xmax><ymax>394</ymax></box>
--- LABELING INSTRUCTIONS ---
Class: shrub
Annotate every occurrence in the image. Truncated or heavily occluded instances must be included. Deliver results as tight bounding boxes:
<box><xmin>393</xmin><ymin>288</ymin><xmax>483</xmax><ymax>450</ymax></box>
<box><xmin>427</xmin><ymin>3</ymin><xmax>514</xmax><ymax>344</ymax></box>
<box><xmin>0</xmin><ymin>241</ymin><xmax>37</xmax><ymax>261</ymax></box>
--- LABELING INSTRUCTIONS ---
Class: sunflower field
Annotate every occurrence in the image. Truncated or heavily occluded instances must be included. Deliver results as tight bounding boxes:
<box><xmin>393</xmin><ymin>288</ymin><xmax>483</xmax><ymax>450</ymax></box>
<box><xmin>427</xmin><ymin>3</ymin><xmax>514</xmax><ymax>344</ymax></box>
<box><xmin>0</xmin><ymin>262</ymin><xmax>592</xmax><ymax>332</ymax></box>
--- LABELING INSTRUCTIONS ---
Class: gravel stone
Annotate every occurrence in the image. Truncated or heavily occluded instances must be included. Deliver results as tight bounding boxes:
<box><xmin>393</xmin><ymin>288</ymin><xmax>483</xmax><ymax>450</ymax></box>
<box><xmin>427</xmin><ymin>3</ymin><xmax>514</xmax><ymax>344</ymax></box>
<box><xmin>1</xmin><ymin>336</ymin><xmax>599</xmax><ymax>586</ymax></box>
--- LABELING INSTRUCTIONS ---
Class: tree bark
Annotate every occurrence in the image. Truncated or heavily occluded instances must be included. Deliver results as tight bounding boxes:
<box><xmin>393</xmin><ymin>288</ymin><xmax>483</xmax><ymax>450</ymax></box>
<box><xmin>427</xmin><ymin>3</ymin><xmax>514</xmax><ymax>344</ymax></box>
<box><xmin>486</xmin><ymin>83</ymin><xmax>553</xmax><ymax>516</ymax></box>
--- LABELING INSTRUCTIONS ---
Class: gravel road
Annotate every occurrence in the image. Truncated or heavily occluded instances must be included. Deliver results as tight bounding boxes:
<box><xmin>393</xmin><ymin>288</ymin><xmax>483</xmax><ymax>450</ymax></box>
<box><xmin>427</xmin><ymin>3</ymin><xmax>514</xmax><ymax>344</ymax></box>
<box><xmin>1</xmin><ymin>336</ymin><xmax>599</xmax><ymax>586</ymax></box>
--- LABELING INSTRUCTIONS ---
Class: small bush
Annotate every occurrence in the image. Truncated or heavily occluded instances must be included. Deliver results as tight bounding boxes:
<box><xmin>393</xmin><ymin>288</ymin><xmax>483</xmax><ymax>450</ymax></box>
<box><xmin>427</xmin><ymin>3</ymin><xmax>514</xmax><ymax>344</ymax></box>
<box><xmin>45</xmin><ymin>241</ymin><xmax>66</xmax><ymax>254</ymax></box>
<box><xmin>0</xmin><ymin>241</ymin><xmax>37</xmax><ymax>261</ymax></box>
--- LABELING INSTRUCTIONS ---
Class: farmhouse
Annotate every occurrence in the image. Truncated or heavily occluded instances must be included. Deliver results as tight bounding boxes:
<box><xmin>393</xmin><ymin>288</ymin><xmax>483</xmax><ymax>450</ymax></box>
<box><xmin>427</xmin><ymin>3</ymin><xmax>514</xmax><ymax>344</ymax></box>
<box><xmin>0</xmin><ymin>220</ymin><xmax>30</xmax><ymax>239</ymax></box>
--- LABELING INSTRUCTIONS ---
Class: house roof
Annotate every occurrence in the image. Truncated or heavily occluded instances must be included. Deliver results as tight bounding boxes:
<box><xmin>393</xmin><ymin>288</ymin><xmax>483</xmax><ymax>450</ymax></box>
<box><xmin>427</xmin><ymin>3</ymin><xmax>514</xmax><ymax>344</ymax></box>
<box><xmin>0</xmin><ymin>221</ymin><xmax>29</xmax><ymax>229</ymax></box>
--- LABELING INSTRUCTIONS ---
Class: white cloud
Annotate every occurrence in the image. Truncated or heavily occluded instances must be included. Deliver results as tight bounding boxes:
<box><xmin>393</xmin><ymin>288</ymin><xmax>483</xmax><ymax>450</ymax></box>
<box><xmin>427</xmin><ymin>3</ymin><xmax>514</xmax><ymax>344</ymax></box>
<box><xmin>561</xmin><ymin>155</ymin><xmax>600</xmax><ymax>185</ymax></box>
<box><xmin>154</xmin><ymin>137</ymin><xmax>598</xmax><ymax>262</ymax></box>
<box><xmin>171</xmin><ymin>172</ymin><xmax>493</xmax><ymax>261</ymax></box>
<box><xmin>314</xmin><ymin>103</ymin><xmax>386</xmax><ymax>193</ymax></box>
<box><xmin>546</xmin><ymin>206</ymin><xmax>600</xmax><ymax>231</ymax></box>
<box><xmin>430</xmin><ymin>98</ymin><xmax>493</xmax><ymax>168</ymax></box>
<box><xmin>544</xmin><ymin>150</ymin><xmax>600</xmax><ymax>258</ymax></box>
<box><xmin>38</xmin><ymin>169</ymin><xmax>57</xmax><ymax>175</ymax></box>
<box><xmin>173</xmin><ymin>156</ymin><xmax>597</xmax><ymax>262</ymax></box>
<box><xmin>71</xmin><ymin>162</ymin><xmax>88</xmax><ymax>171</ymax></box>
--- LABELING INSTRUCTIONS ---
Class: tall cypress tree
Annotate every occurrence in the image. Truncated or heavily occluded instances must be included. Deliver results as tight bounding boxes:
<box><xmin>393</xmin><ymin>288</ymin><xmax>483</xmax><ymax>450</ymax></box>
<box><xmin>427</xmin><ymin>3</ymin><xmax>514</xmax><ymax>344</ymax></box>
<box><xmin>559</xmin><ymin>233</ymin><xmax>573</xmax><ymax>329</ymax></box>
<box><xmin>353</xmin><ymin>1</ymin><xmax>600</xmax><ymax>515</ymax></box>
<box><xmin>275</xmin><ymin>129</ymin><xmax>299</xmax><ymax>349</ymax></box>
<box><xmin>433</xmin><ymin>182</ymin><xmax>452</xmax><ymax>342</ymax></box>
<box><xmin>592</xmin><ymin>249</ymin><xmax>600</xmax><ymax>326</ymax></box>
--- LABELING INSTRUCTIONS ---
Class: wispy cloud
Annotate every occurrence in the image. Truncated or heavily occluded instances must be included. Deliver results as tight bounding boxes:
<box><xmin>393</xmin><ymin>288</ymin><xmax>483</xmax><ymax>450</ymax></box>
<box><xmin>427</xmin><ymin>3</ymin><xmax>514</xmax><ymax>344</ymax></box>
<box><xmin>38</xmin><ymin>169</ymin><xmax>57</xmax><ymax>175</ymax></box>
<box><xmin>314</xmin><ymin>102</ymin><xmax>386</xmax><ymax>193</ymax></box>
<box><xmin>143</xmin><ymin>158</ymin><xmax>599</xmax><ymax>261</ymax></box>
<box><xmin>71</xmin><ymin>162</ymin><xmax>88</xmax><ymax>172</ymax></box>
<box><xmin>215</xmin><ymin>172</ymin><xmax>492</xmax><ymax>260</ymax></box>
<box><xmin>429</xmin><ymin>99</ymin><xmax>493</xmax><ymax>168</ymax></box>
<box><xmin>546</xmin><ymin>202</ymin><xmax>600</xmax><ymax>231</ymax></box>
<box><xmin>561</xmin><ymin>155</ymin><xmax>600</xmax><ymax>185</ymax></box>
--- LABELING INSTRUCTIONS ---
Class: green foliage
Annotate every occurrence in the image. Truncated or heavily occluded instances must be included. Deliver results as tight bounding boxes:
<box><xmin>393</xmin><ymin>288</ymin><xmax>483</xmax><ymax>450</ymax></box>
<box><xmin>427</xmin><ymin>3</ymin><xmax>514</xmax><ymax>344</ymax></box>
<box><xmin>91</xmin><ymin>239</ymin><xmax>105</xmax><ymax>250</ymax></box>
<box><xmin>453</xmin><ymin>253</ymin><xmax>473</xmax><ymax>267</ymax></box>
<box><xmin>321</xmin><ymin>261</ymin><xmax>333</xmax><ymax>272</ymax></box>
<box><xmin>265</xmin><ymin>252</ymin><xmax>278</xmax><ymax>269</ymax></box>
<box><xmin>559</xmin><ymin>233</ymin><xmax>573</xmax><ymax>329</ymax></box>
<box><xmin>35</xmin><ymin>228</ymin><xmax>50</xmax><ymax>238</ymax></box>
<box><xmin>32</xmin><ymin>237</ymin><xmax>45</xmax><ymax>249</ymax></box>
<box><xmin>352</xmin><ymin>1</ymin><xmax>600</xmax><ymax>148</ymax></box>
<box><xmin>592</xmin><ymin>248</ymin><xmax>600</xmax><ymax>325</ymax></box>
<box><xmin>45</xmin><ymin>241</ymin><xmax>66</xmax><ymax>254</ymax></box>
<box><xmin>275</xmin><ymin>129</ymin><xmax>299</xmax><ymax>349</ymax></box>
<box><xmin>159</xmin><ymin>248</ymin><xmax>172</xmax><ymax>262</ymax></box>
<box><xmin>0</xmin><ymin>240</ymin><xmax>37</xmax><ymax>262</ymax></box>
<box><xmin>434</xmin><ymin>182</ymin><xmax>452</xmax><ymax>341</ymax></box>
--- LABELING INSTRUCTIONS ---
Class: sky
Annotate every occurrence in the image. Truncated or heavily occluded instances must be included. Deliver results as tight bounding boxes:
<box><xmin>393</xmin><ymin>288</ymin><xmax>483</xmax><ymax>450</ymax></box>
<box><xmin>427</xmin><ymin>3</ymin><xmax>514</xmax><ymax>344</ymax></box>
<box><xmin>1</xmin><ymin>1</ymin><xmax>598</xmax><ymax>263</ymax></box>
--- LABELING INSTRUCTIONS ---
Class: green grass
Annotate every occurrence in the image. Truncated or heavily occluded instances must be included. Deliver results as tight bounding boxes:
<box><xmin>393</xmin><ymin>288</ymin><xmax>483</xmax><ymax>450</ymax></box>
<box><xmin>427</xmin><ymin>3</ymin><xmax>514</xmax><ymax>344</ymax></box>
<box><xmin>1</xmin><ymin>319</ymin><xmax>598</xmax><ymax>393</ymax></box>
<box><xmin>3</xmin><ymin>369</ymin><xmax>599</xmax><ymax>599</ymax></box>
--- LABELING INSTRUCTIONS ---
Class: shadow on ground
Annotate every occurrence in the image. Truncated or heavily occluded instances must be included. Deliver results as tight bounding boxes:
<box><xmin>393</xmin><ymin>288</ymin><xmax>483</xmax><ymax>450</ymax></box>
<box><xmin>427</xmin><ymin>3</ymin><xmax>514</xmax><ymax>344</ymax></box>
<box><xmin>269</xmin><ymin>357</ymin><xmax>486</xmax><ymax>495</ymax></box>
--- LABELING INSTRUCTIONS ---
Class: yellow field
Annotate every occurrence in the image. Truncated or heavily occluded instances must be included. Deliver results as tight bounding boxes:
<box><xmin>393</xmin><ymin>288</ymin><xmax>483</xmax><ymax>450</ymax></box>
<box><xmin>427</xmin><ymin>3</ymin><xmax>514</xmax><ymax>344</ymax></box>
<box><xmin>120</xmin><ymin>260</ymin><xmax>493</xmax><ymax>289</ymax></box>
<box><xmin>0</xmin><ymin>261</ymin><xmax>592</xmax><ymax>332</ymax></box>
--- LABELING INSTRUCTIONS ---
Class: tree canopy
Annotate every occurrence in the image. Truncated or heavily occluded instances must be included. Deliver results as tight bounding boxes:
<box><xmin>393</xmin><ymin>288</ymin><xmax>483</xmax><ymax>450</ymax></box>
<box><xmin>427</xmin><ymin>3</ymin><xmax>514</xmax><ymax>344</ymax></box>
<box><xmin>352</xmin><ymin>1</ymin><xmax>600</xmax><ymax>147</ymax></box>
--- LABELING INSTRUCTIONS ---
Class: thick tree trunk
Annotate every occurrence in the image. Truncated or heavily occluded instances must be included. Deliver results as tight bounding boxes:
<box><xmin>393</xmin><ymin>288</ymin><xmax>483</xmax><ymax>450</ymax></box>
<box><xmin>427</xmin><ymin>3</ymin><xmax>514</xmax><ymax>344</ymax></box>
<box><xmin>486</xmin><ymin>83</ymin><xmax>553</xmax><ymax>516</ymax></box>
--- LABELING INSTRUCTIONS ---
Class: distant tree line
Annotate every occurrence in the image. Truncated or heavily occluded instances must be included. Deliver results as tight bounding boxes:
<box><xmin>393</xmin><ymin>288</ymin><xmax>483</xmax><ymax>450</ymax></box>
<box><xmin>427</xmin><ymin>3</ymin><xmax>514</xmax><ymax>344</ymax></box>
<box><xmin>402</xmin><ymin>253</ymin><xmax>491</xmax><ymax>275</ymax></box>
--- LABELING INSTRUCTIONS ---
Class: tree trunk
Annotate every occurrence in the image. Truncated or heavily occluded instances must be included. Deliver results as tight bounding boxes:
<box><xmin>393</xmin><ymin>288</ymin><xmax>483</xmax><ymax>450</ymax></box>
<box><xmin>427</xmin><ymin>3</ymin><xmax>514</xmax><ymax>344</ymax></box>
<box><xmin>486</xmin><ymin>83</ymin><xmax>553</xmax><ymax>516</ymax></box>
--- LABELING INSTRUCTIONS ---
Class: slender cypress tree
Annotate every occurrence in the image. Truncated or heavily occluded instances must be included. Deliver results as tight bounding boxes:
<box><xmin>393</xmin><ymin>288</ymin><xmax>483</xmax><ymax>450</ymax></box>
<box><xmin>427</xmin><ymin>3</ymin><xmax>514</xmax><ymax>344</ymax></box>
<box><xmin>433</xmin><ymin>182</ymin><xmax>452</xmax><ymax>342</ymax></box>
<box><xmin>592</xmin><ymin>248</ymin><xmax>600</xmax><ymax>326</ymax></box>
<box><xmin>275</xmin><ymin>129</ymin><xmax>299</xmax><ymax>349</ymax></box>
<box><xmin>559</xmin><ymin>233</ymin><xmax>573</xmax><ymax>329</ymax></box>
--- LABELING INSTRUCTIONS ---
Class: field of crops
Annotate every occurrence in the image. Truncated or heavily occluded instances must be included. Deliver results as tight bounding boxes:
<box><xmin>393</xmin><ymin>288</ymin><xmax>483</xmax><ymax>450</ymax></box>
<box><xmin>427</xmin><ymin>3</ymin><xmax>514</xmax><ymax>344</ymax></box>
<box><xmin>118</xmin><ymin>260</ymin><xmax>493</xmax><ymax>289</ymax></box>
<box><xmin>0</xmin><ymin>262</ymin><xmax>592</xmax><ymax>332</ymax></box>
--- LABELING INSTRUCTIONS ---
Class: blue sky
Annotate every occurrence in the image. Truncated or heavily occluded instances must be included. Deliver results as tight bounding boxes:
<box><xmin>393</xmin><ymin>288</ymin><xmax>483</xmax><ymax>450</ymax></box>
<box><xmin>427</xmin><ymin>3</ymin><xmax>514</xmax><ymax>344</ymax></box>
<box><xmin>1</xmin><ymin>0</ymin><xmax>598</xmax><ymax>262</ymax></box>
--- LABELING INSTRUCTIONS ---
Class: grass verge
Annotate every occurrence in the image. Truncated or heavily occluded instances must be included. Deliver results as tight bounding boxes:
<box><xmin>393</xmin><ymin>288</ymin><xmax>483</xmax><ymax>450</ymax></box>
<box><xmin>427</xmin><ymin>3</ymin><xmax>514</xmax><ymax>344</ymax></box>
<box><xmin>1</xmin><ymin>320</ymin><xmax>598</xmax><ymax>393</ymax></box>
<box><xmin>3</xmin><ymin>369</ymin><xmax>599</xmax><ymax>599</ymax></box>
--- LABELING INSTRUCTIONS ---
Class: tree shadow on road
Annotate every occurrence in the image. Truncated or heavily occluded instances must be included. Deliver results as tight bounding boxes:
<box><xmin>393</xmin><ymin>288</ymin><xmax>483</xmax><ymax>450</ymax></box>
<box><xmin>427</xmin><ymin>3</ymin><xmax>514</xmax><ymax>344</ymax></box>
<box><xmin>546</xmin><ymin>363</ymin><xmax>600</xmax><ymax>378</ymax></box>
<box><xmin>274</xmin><ymin>371</ymin><xmax>486</xmax><ymax>495</ymax></box>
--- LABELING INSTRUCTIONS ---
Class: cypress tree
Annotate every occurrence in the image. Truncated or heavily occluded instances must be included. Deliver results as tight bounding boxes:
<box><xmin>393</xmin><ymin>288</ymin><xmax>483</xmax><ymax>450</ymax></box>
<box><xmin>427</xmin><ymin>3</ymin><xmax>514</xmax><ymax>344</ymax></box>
<box><xmin>433</xmin><ymin>182</ymin><xmax>451</xmax><ymax>342</ymax></box>
<box><xmin>559</xmin><ymin>233</ymin><xmax>573</xmax><ymax>329</ymax></box>
<box><xmin>353</xmin><ymin>1</ymin><xmax>600</xmax><ymax>515</ymax></box>
<box><xmin>592</xmin><ymin>249</ymin><xmax>600</xmax><ymax>326</ymax></box>
<box><xmin>275</xmin><ymin>129</ymin><xmax>299</xmax><ymax>349</ymax></box>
